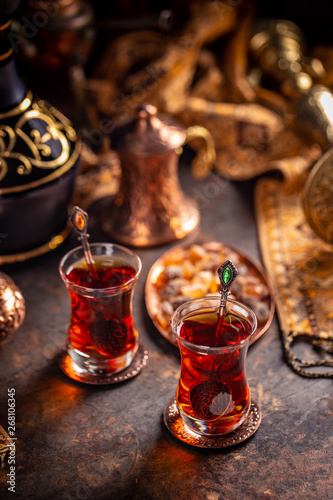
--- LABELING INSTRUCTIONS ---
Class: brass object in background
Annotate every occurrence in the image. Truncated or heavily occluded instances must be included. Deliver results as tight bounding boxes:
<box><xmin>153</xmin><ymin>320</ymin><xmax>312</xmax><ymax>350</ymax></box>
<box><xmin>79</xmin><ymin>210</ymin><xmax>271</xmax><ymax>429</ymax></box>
<box><xmin>249</xmin><ymin>19</ymin><xmax>333</xmax><ymax>149</ymax></box>
<box><xmin>0</xmin><ymin>271</ymin><xmax>25</xmax><ymax>343</ymax></box>
<box><xmin>88</xmin><ymin>3</ymin><xmax>326</xmax><ymax>182</ymax></box>
<box><xmin>303</xmin><ymin>147</ymin><xmax>333</xmax><ymax>244</ymax></box>
<box><xmin>294</xmin><ymin>85</ymin><xmax>333</xmax><ymax>150</ymax></box>
<box><xmin>102</xmin><ymin>104</ymin><xmax>215</xmax><ymax>247</ymax></box>
<box><xmin>179</xmin><ymin>96</ymin><xmax>321</xmax><ymax>181</ymax></box>
<box><xmin>93</xmin><ymin>1</ymin><xmax>237</xmax><ymax>118</ymax></box>
<box><xmin>249</xmin><ymin>19</ymin><xmax>310</xmax><ymax>93</ymax></box>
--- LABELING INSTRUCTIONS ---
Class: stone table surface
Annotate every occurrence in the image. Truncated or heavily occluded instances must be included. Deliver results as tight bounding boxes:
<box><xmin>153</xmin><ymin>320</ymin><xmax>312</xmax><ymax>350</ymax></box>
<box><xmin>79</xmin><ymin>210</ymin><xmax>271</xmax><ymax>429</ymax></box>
<box><xmin>0</xmin><ymin>167</ymin><xmax>332</xmax><ymax>500</ymax></box>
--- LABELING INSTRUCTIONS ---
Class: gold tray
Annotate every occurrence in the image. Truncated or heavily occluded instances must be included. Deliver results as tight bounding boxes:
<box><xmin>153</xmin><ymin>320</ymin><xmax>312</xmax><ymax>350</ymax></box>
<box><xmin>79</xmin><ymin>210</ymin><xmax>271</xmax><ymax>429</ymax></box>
<box><xmin>145</xmin><ymin>241</ymin><xmax>275</xmax><ymax>346</ymax></box>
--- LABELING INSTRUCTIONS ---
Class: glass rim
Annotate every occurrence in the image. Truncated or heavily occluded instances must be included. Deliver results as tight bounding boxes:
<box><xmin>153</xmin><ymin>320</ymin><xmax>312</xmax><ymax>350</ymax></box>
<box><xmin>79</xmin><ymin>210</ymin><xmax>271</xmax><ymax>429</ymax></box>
<box><xmin>171</xmin><ymin>296</ymin><xmax>257</xmax><ymax>353</ymax></box>
<box><xmin>59</xmin><ymin>242</ymin><xmax>142</xmax><ymax>293</ymax></box>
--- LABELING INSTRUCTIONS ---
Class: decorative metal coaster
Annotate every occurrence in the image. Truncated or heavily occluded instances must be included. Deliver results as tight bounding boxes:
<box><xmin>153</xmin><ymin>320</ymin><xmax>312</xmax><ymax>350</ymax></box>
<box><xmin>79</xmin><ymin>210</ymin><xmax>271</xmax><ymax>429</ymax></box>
<box><xmin>164</xmin><ymin>397</ymin><xmax>261</xmax><ymax>448</ymax></box>
<box><xmin>59</xmin><ymin>340</ymin><xmax>149</xmax><ymax>385</ymax></box>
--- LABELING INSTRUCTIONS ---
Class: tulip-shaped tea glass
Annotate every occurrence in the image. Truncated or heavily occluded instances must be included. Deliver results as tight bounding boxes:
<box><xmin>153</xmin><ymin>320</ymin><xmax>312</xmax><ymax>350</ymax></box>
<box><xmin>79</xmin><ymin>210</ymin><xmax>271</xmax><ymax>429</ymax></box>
<box><xmin>59</xmin><ymin>243</ymin><xmax>142</xmax><ymax>383</ymax></box>
<box><xmin>171</xmin><ymin>296</ymin><xmax>257</xmax><ymax>436</ymax></box>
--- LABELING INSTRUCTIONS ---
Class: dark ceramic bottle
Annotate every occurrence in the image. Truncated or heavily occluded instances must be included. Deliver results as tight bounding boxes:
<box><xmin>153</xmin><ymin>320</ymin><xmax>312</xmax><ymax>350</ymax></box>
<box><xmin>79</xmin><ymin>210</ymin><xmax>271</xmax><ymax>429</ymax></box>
<box><xmin>0</xmin><ymin>0</ymin><xmax>81</xmax><ymax>262</ymax></box>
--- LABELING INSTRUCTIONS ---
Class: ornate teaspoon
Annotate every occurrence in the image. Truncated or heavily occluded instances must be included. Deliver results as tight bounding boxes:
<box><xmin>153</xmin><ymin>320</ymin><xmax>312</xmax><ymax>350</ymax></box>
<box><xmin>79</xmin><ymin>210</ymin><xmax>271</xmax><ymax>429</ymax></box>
<box><xmin>68</xmin><ymin>206</ymin><xmax>99</xmax><ymax>282</ymax></box>
<box><xmin>189</xmin><ymin>260</ymin><xmax>238</xmax><ymax>420</ymax></box>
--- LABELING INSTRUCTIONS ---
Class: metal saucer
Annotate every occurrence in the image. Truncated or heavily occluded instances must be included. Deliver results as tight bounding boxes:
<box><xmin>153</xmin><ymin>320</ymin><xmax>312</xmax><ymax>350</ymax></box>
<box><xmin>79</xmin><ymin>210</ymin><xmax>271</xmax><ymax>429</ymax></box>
<box><xmin>164</xmin><ymin>397</ymin><xmax>261</xmax><ymax>448</ymax></box>
<box><xmin>59</xmin><ymin>340</ymin><xmax>149</xmax><ymax>385</ymax></box>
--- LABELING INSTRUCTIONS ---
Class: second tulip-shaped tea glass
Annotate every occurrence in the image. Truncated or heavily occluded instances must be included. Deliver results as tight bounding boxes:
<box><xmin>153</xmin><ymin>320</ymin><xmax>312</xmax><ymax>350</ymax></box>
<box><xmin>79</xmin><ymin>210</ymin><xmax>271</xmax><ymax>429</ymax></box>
<box><xmin>59</xmin><ymin>243</ymin><xmax>142</xmax><ymax>383</ymax></box>
<box><xmin>171</xmin><ymin>296</ymin><xmax>257</xmax><ymax>436</ymax></box>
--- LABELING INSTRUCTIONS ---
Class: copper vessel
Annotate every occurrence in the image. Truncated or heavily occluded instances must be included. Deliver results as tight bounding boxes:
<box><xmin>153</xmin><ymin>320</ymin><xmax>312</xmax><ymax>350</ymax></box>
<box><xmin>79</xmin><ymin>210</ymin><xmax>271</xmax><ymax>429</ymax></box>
<box><xmin>102</xmin><ymin>104</ymin><xmax>215</xmax><ymax>247</ymax></box>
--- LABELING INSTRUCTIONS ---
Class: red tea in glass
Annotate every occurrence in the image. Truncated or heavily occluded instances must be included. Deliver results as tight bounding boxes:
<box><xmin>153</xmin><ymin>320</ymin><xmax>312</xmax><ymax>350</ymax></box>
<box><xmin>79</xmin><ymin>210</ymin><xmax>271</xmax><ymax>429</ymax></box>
<box><xmin>59</xmin><ymin>243</ymin><xmax>141</xmax><ymax>382</ymax></box>
<box><xmin>172</xmin><ymin>297</ymin><xmax>257</xmax><ymax>435</ymax></box>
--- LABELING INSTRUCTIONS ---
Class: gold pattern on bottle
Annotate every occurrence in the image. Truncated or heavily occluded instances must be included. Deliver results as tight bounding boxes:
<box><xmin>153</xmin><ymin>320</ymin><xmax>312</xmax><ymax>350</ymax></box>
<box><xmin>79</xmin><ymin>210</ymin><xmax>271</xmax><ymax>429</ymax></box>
<box><xmin>0</xmin><ymin>91</ymin><xmax>32</xmax><ymax>119</ymax></box>
<box><xmin>0</xmin><ymin>96</ymin><xmax>80</xmax><ymax>194</ymax></box>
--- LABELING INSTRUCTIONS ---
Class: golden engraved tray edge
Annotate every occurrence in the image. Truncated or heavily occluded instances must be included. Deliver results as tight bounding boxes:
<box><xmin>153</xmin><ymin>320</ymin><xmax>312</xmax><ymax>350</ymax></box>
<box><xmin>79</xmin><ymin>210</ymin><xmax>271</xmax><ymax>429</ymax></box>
<box><xmin>255</xmin><ymin>176</ymin><xmax>333</xmax><ymax>378</ymax></box>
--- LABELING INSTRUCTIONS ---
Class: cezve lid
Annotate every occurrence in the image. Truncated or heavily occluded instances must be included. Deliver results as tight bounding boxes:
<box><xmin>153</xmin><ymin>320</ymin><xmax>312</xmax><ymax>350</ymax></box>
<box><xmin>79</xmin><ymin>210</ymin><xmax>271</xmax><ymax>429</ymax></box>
<box><xmin>109</xmin><ymin>103</ymin><xmax>186</xmax><ymax>156</ymax></box>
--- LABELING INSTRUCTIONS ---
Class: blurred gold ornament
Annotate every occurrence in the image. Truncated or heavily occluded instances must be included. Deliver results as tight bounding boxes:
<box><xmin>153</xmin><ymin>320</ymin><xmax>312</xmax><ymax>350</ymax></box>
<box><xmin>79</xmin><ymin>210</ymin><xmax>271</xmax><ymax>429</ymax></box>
<box><xmin>303</xmin><ymin>146</ymin><xmax>333</xmax><ymax>244</ymax></box>
<box><xmin>0</xmin><ymin>272</ymin><xmax>25</xmax><ymax>343</ymax></box>
<box><xmin>249</xmin><ymin>19</ymin><xmax>333</xmax><ymax>150</ymax></box>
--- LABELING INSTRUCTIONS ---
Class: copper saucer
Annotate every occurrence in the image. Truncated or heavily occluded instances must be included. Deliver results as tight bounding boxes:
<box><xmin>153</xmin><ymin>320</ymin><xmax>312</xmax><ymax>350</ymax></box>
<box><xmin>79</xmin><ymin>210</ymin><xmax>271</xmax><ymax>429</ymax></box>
<box><xmin>164</xmin><ymin>397</ymin><xmax>261</xmax><ymax>448</ymax></box>
<box><xmin>59</xmin><ymin>340</ymin><xmax>149</xmax><ymax>385</ymax></box>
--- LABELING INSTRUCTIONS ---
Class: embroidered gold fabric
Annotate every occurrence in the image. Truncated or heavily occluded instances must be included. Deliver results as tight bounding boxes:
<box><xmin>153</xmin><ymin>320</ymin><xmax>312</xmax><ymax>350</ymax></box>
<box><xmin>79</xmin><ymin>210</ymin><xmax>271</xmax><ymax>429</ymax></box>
<box><xmin>255</xmin><ymin>169</ymin><xmax>333</xmax><ymax>378</ymax></box>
